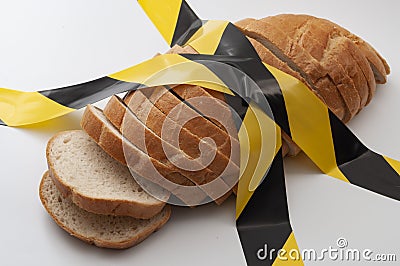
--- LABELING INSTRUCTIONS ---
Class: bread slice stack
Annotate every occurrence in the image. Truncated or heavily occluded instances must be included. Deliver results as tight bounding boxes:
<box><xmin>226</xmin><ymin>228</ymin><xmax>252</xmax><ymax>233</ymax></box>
<box><xmin>40</xmin><ymin>54</ymin><xmax>240</xmax><ymax>248</ymax></box>
<box><xmin>82</xmin><ymin>45</ymin><xmax>242</xmax><ymax>205</ymax></box>
<box><xmin>40</xmin><ymin>171</ymin><xmax>170</xmax><ymax>249</ymax></box>
<box><xmin>40</xmin><ymin>130</ymin><xmax>171</xmax><ymax>249</ymax></box>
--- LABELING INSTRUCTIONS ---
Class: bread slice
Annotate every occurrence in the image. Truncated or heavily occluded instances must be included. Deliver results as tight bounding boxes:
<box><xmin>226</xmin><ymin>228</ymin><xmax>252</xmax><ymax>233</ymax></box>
<box><xmin>39</xmin><ymin>171</ymin><xmax>171</xmax><ymax>249</ymax></box>
<box><xmin>81</xmin><ymin>105</ymin><xmax>212</xmax><ymax>206</ymax></box>
<box><xmin>46</xmin><ymin>130</ymin><xmax>167</xmax><ymax>219</ymax></box>
<box><xmin>106</xmin><ymin>94</ymin><xmax>234</xmax><ymax>202</ymax></box>
<box><xmin>170</xmin><ymin>84</ymin><xmax>239</xmax><ymax>142</ymax></box>
<box><xmin>236</xmin><ymin>18</ymin><xmax>350</xmax><ymax>122</ymax></box>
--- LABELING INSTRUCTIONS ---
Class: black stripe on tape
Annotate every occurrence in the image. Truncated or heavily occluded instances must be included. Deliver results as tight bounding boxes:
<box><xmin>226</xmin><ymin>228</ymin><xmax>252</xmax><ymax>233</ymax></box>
<box><xmin>329</xmin><ymin>111</ymin><xmax>400</xmax><ymax>200</ymax></box>
<box><xmin>39</xmin><ymin>77</ymin><xmax>142</xmax><ymax>109</ymax></box>
<box><xmin>181</xmin><ymin>54</ymin><xmax>291</xmax><ymax>137</ymax></box>
<box><xmin>212</xmin><ymin>23</ymin><xmax>292</xmax><ymax>138</ymax></box>
<box><xmin>237</xmin><ymin>149</ymin><xmax>292</xmax><ymax>266</ymax></box>
<box><xmin>171</xmin><ymin>1</ymin><xmax>203</xmax><ymax>47</ymax></box>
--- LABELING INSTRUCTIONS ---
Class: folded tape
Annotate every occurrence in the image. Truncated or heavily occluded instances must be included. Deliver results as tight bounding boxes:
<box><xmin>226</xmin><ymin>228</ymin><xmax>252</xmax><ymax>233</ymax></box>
<box><xmin>1</xmin><ymin>0</ymin><xmax>400</xmax><ymax>265</ymax></box>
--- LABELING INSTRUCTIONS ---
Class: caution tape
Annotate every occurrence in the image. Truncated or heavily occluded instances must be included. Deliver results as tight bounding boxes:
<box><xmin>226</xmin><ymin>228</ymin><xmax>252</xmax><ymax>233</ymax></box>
<box><xmin>1</xmin><ymin>1</ymin><xmax>399</xmax><ymax>265</ymax></box>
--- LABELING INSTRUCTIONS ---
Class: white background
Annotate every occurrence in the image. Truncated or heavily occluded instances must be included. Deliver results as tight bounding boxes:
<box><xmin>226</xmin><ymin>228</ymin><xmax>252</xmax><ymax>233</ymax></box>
<box><xmin>1</xmin><ymin>0</ymin><xmax>400</xmax><ymax>265</ymax></box>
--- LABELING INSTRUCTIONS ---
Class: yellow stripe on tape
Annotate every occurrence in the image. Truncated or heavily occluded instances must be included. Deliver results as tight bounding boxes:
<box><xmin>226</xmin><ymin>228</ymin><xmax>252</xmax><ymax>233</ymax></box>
<box><xmin>236</xmin><ymin>101</ymin><xmax>278</xmax><ymax>219</ymax></box>
<box><xmin>0</xmin><ymin>88</ymin><xmax>74</xmax><ymax>126</ymax></box>
<box><xmin>265</xmin><ymin>64</ymin><xmax>349</xmax><ymax>183</ymax></box>
<box><xmin>248</xmin><ymin>102</ymin><xmax>278</xmax><ymax>192</ymax></box>
<box><xmin>383</xmin><ymin>156</ymin><xmax>400</xmax><ymax>175</ymax></box>
<box><xmin>138</xmin><ymin>0</ymin><xmax>182</xmax><ymax>45</ymax></box>
<box><xmin>186</xmin><ymin>20</ymin><xmax>229</xmax><ymax>55</ymax></box>
<box><xmin>273</xmin><ymin>232</ymin><xmax>304</xmax><ymax>266</ymax></box>
<box><xmin>109</xmin><ymin>54</ymin><xmax>233</xmax><ymax>95</ymax></box>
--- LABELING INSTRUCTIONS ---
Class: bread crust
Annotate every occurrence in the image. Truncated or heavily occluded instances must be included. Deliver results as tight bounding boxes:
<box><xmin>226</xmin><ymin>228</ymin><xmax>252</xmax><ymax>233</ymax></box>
<box><xmin>263</xmin><ymin>14</ymin><xmax>366</xmax><ymax>113</ymax></box>
<box><xmin>315</xmin><ymin>16</ymin><xmax>390</xmax><ymax>83</ymax></box>
<box><xmin>46</xmin><ymin>130</ymin><xmax>167</xmax><ymax>219</ymax></box>
<box><xmin>274</xmin><ymin>14</ymin><xmax>374</xmax><ymax>108</ymax></box>
<box><xmin>39</xmin><ymin>171</ymin><xmax>171</xmax><ymax>249</ymax></box>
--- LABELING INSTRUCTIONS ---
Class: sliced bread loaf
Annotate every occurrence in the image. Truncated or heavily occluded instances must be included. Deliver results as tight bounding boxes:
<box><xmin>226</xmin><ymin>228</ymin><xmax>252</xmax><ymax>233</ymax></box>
<box><xmin>107</xmin><ymin>94</ymin><xmax>234</xmax><ymax>202</ymax></box>
<box><xmin>46</xmin><ymin>130</ymin><xmax>167</xmax><ymax>219</ymax></box>
<box><xmin>39</xmin><ymin>171</ymin><xmax>171</xmax><ymax>249</ymax></box>
<box><xmin>123</xmin><ymin>91</ymin><xmax>238</xmax><ymax>185</ymax></box>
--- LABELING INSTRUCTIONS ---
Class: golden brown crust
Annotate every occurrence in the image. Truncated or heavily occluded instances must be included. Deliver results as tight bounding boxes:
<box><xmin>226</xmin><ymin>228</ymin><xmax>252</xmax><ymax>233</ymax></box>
<box><xmin>214</xmin><ymin>190</ymin><xmax>233</xmax><ymax>205</ymax></box>
<box><xmin>39</xmin><ymin>171</ymin><xmax>171</xmax><ymax>249</ymax></box>
<box><xmin>81</xmin><ymin>106</ymin><xmax>126</xmax><ymax>165</ymax></box>
<box><xmin>103</xmin><ymin>96</ymin><xmax>126</xmax><ymax>130</ymax></box>
<box><xmin>315</xmin><ymin>16</ymin><xmax>390</xmax><ymax>83</ymax></box>
<box><xmin>171</xmin><ymin>84</ymin><xmax>238</xmax><ymax>141</ymax></box>
<box><xmin>148</xmin><ymin>86</ymin><xmax>235</xmax><ymax>159</ymax></box>
<box><xmin>302</xmin><ymin>17</ymin><xmax>372</xmax><ymax>108</ymax></box>
<box><xmin>256</xmin><ymin>18</ymin><xmax>361</xmax><ymax>120</ymax></box>
<box><xmin>337</xmin><ymin>36</ymin><xmax>376</xmax><ymax>105</ymax></box>
<box><xmin>46</xmin><ymin>130</ymin><xmax>166</xmax><ymax>219</ymax></box>
<box><xmin>265</xmin><ymin>14</ymin><xmax>366</xmax><ymax>112</ymax></box>
<box><xmin>238</xmin><ymin>18</ymin><xmax>348</xmax><ymax>121</ymax></box>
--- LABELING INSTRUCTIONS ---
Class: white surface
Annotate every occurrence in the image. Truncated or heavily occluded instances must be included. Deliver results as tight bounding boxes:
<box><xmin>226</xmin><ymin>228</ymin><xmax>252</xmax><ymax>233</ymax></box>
<box><xmin>1</xmin><ymin>0</ymin><xmax>400</xmax><ymax>265</ymax></box>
